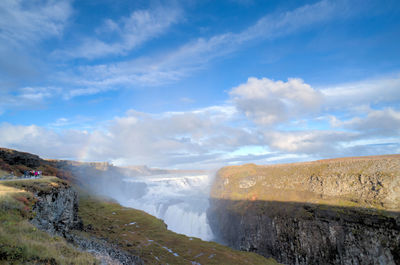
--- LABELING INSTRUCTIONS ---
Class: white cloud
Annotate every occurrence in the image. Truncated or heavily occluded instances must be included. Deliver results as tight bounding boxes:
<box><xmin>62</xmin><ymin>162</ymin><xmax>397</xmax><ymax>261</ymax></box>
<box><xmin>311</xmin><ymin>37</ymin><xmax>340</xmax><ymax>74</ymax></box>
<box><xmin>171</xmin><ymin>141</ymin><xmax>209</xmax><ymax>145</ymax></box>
<box><xmin>0</xmin><ymin>0</ymin><xmax>72</xmax><ymax>102</ymax></box>
<box><xmin>0</xmin><ymin>123</ymin><xmax>90</xmax><ymax>159</ymax></box>
<box><xmin>230</xmin><ymin>77</ymin><xmax>322</xmax><ymax>125</ymax></box>
<box><xmin>63</xmin><ymin>6</ymin><xmax>182</xmax><ymax>59</ymax></box>
<box><xmin>263</xmin><ymin>130</ymin><xmax>357</xmax><ymax>154</ymax></box>
<box><xmin>59</xmin><ymin>0</ymin><xmax>353</xmax><ymax>95</ymax></box>
<box><xmin>332</xmin><ymin>108</ymin><xmax>400</xmax><ymax>136</ymax></box>
<box><xmin>239</xmin><ymin>0</ymin><xmax>344</xmax><ymax>43</ymax></box>
<box><xmin>0</xmin><ymin>86</ymin><xmax>59</xmax><ymax>114</ymax></box>
<box><xmin>320</xmin><ymin>73</ymin><xmax>400</xmax><ymax>110</ymax></box>
<box><xmin>162</xmin><ymin>0</ymin><xmax>347</xmax><ymax>71</ymax></box>
<box><xmin>0</xmin><ymin>0</ymin><xmax>72</xmax><ymax>47</ymax></box>
<box><xmin>130</xmin><ymin>0</ymin><xmax>344</xmax><ymax>85</ymax></box>
<box><xmin>1</xmin><ymin>74</ymin><xmax>399</xmax><ymax>168</ymax></box>
<box><xmin>0</xmin><ymin>106</ymin><xmax>259</xmax><ymax>168</ymax></box>
<box><xmin>105</xmin><ymin>106</ymin><xmax>257</xmax><ymax>164</ymax></box>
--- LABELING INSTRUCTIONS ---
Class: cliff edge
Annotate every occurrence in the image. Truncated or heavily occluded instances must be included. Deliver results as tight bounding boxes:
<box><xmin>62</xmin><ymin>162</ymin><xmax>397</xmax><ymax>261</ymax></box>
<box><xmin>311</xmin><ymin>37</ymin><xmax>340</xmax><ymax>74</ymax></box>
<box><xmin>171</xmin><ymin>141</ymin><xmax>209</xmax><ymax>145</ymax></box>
<box><xmin>208</xmin><ymin>155</ymin><xmax>400</xmax><ymax>265</ymax></box>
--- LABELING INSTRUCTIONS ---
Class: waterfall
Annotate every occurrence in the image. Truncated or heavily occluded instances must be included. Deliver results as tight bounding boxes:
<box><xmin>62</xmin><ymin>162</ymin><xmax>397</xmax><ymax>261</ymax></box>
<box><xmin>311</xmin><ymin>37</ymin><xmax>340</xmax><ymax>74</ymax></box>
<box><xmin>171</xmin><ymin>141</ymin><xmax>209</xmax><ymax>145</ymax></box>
<box><xmin>116</xmin><ymin>173</ymin><xmax>215</xmax><ymax>241</ymax></box>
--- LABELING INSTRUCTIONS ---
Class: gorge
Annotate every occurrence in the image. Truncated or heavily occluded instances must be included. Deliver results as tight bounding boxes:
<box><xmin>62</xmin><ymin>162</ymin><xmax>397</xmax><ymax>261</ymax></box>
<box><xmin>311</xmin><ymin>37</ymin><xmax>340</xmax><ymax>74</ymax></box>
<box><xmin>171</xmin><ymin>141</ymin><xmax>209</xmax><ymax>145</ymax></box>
<box><xmin>66</xmin><ymin>153</ymin><xmax>400</xmax><ymax>264</ymax></box>
<box><xmin>1</xmin><ymin>147</ymin><xmax>399</xmax><ymax>264</ymax></box>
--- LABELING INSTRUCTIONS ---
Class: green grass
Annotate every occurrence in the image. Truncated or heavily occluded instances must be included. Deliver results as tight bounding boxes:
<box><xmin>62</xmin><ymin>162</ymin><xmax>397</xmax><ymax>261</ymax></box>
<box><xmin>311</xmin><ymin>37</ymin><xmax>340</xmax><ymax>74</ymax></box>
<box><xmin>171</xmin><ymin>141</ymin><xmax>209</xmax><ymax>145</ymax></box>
<box><xmin>0</xmin><ymin>179</ymin><xmax>99</xmax><ymax>264</ymax></box>
<box><xmin>78</xmin><ymin>193</ymin><xmax>279</xmax><ymax>265</ymax></box>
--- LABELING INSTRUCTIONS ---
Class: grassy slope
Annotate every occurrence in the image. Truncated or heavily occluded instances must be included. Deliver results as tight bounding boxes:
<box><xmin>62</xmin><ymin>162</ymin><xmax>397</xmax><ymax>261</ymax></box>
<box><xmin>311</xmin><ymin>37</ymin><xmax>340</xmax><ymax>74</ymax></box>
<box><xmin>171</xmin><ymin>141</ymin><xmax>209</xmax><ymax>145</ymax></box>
<box><xmin>1</xmin><ymin>177</ymin><xmax>278</xmax><ymax>265</ymax></box>
<box><xmin>77</xmin><ymin>192</ymin><xmax>278</xmax><ymax>265</ymax></box>
<box><xmin>0</xmin><ymin>177</ymin><xmax>99</xmax><ymax>264</ymax></box>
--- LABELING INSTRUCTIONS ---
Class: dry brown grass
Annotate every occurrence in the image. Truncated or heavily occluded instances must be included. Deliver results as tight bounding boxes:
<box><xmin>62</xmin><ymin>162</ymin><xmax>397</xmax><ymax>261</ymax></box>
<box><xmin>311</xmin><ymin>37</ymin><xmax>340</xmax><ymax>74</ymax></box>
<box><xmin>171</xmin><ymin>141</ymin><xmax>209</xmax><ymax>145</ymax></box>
<box><xmin>0</xmin><ymin>184</ymin><xmax>24</xmax><ymax>197</ymax></box>
<box><xmin>212</xmin><ymin>154</ymin><xmax>400</xmax><ymax>211</ymax></box>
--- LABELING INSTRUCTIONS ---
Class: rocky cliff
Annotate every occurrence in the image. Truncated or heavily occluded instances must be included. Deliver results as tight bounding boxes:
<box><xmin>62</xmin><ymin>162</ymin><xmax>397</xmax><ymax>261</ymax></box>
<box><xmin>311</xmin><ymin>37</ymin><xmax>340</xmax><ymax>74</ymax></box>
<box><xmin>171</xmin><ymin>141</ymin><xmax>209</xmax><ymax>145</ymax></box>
<box><xmin>208</xmin><ymin>155</ymin><xmax>400</xmax><ymax>265</ymax></box>
<box><xmin>30</xmin><ymin>182</ymin><xmax>82</xmax><ymax>235</ymax></box>
<box><xmin>22</xmin><ymin>178</ymin><xmax>144</xmax><ymax>265</ymax></box>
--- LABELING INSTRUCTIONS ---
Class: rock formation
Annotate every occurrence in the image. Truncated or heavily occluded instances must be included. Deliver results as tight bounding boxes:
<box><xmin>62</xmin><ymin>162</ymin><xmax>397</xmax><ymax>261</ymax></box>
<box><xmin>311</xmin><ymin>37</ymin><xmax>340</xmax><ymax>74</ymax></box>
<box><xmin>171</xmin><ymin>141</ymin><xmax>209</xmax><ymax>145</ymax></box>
<box><xmin>29</xmin><ymin>180</ymin><xmax>144</xmax><ymax>265</ymax></box>
<box><xmin>31</xmin><ymin>182</ymin><xmax>82</xmax><ymax>235</ymax></box>
<box><xmin>208</xmin><ymin>155</ymin><xmax>400</xmax><ymax>265</ymax></box>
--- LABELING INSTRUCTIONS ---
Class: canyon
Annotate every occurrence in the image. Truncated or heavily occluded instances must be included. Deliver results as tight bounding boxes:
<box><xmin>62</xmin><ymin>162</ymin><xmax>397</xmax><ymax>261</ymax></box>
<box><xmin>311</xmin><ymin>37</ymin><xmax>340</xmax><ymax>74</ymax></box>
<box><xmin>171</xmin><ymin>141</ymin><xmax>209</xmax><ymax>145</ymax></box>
<box><xmin>2</xmin><ymin>147</ymin><xmax>400</xmax><ymax>264</ymax></box>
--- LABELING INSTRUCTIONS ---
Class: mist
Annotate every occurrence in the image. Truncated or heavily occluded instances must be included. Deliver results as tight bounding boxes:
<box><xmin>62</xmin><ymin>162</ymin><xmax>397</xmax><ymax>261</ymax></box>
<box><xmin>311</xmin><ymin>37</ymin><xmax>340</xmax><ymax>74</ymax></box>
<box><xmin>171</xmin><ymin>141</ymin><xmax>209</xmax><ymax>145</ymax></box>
<box><xmin>64</xmin><ymin>162</ymin><xmax>217</xmax><ymax>241</ymax></box>
<box><xmin>119</xmin><ymin>173</ymin><xmax>214</xmax><ymax>240</ymax></box>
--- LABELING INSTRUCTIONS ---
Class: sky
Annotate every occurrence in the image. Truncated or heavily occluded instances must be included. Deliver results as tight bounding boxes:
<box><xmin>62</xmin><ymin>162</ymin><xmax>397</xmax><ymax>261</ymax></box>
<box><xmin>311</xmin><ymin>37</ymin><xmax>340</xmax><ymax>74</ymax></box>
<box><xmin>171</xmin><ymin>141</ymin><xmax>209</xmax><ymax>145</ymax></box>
<box><xmin>0</xmin><ymin>0</ymin><xmax>400</xmax><ymax>169</ymax></box>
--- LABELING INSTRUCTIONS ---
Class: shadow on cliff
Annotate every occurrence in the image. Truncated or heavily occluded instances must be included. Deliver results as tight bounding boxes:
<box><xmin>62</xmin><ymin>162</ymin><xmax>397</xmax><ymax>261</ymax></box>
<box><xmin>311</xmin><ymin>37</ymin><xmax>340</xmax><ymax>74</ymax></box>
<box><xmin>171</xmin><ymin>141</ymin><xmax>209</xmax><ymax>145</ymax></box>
<box><xmin>207</xmin><ymin>198</ymin><xmax>400</xmax><ymax>265</ymax></box>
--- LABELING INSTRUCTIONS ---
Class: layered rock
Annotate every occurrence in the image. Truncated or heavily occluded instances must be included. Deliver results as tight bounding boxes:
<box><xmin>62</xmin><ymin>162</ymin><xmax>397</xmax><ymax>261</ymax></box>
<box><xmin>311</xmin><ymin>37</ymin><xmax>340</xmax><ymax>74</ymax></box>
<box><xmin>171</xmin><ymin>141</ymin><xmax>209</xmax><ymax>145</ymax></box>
<box><xmin>208</xmin><ymin>155</ymin><xmax>400</xmax><ymax>265</ymax></box>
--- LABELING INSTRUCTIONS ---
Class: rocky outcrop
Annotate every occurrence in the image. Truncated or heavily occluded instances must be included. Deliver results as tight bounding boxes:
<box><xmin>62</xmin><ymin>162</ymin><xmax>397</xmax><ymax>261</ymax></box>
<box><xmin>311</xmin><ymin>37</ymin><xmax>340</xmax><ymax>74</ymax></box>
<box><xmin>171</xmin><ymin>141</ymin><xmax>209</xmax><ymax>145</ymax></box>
<box><xmin>30</xmin><ymin>182</ymin><xmax>143</xmax><ymax>265</ymax></box>
<box><xmin>208</xmin><ymin>155</ymin><xmax>400</xmax><ymax>265</ymax></box>
<box><xmin>31</xmin><ymin>184</ymin><xmax>82</xmax><ymax>235</ymax></box>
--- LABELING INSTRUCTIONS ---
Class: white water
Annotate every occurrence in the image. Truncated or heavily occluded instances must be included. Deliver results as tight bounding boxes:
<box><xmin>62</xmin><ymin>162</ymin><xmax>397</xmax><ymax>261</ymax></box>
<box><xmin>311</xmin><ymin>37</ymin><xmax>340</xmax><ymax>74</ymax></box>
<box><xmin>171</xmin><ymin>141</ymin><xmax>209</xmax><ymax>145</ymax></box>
<box><xmin>115</xmin><ymin>173</ymin><xmax>215</xmax><ymax>241</ymax></box>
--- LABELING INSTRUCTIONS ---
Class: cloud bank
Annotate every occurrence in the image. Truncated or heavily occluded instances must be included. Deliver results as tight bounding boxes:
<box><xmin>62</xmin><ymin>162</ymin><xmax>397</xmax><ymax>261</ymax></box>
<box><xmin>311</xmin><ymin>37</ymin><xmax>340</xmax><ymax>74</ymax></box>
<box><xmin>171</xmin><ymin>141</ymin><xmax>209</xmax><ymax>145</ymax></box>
<box><xmin>0</xmin><ymin>1</ymin><xmax>398</xmax><ymax>168</ymax></box>
<box><xmin>1</xmin><ymin>75</ymin><xmax>399</xmax><ymax>169</ymax></box>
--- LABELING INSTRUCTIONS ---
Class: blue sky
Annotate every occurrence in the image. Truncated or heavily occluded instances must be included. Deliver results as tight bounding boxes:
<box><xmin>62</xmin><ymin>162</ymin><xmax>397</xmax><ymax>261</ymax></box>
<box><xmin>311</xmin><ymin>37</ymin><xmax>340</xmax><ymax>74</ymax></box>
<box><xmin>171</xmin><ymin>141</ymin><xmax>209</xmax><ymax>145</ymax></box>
<box><xmin>0</xmin><ymin>0</ymin><xmax>400</xmax><ymax>169</ymax></box>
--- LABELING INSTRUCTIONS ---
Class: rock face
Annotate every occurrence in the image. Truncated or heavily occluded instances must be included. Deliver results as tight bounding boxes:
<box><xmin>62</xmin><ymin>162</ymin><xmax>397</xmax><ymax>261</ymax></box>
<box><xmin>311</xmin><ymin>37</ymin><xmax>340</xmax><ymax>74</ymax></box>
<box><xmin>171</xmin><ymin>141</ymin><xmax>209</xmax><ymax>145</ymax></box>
<box><xmin>208</xmin><ymin>155</ymin><xmax>400</xmax><ymax>265</ymax></box>
<box><xmin>209</xmin><ymin>199</ymin><xmax>400</xmax><ymax>265</ymax></box>
<box><xmin>31</xmin><ymin>183</ymin><xmax>143</xmax><ymax>265</ymax></box>
<box><xmin>31</xmin><ymin>185</ymin><xmax>82</xmax><ymax>235</ymax></box>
